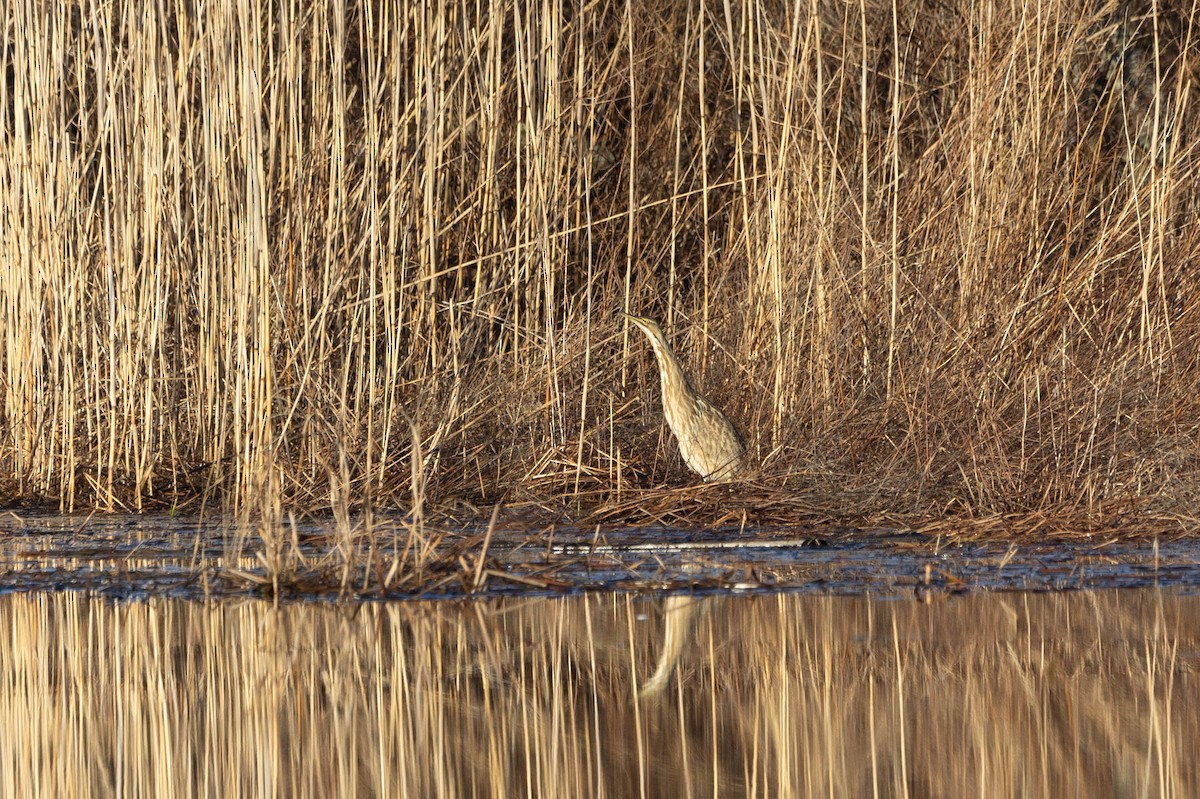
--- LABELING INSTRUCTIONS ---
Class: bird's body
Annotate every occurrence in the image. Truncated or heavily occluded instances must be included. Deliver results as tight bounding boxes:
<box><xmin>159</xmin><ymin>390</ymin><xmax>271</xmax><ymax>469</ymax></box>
<box><xmin>624</xmin><ymin>314</ymin><xmax>745</xmax><ymax>482</ymax></box>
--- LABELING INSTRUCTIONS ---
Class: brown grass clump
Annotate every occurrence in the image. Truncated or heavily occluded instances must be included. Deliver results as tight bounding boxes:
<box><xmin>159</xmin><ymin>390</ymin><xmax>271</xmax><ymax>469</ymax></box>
<box><xmin>2</xmin><ymin>1</ymin><xmax>1200</xmax><ymax>528</ymax></box>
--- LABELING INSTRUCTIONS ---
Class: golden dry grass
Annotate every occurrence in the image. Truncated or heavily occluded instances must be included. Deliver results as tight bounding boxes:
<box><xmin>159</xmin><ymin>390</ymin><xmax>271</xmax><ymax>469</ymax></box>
<box><xmin>1</xmin><ymin>589</ymin><xmax>1197</xmax><ymax>796</ymax></box>
<box><xmin>1</xmin><ymin>1</ymin><xmax>1199</xmax><ymax>529</ymax></box>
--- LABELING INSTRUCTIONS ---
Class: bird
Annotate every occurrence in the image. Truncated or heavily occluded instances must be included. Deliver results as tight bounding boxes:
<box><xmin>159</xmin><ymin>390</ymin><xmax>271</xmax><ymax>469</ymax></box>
<box><xmin>623</xmin><ymin>313</ymin><xmax>746</xmax><ymax>482</ymax></box>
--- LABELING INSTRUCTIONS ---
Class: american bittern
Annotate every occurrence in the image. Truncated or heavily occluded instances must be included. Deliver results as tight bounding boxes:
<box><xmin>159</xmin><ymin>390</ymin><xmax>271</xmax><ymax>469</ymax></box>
<box><xmin>624</xmin><ymin>313</ymin><xmax>745</xmax><ymax>482</ymax></box>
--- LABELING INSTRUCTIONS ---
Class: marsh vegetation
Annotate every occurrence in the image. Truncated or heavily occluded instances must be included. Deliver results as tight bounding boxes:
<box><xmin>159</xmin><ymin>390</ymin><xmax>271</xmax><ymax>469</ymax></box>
<box><xmin>5</xmin><ymin>6</ymin><xmax>1197</xmax><ymax>793</ymax></box>
<box><xmin>2</xmin><ymin>1</ymin><xmax>1198</xmax><ymax>535</ymax></box>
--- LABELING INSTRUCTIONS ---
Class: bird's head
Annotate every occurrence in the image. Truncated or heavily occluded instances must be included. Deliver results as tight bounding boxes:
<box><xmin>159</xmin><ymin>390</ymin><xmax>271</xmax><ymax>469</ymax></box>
<box><xmin>621</xmin><ymin>312</ymin><xmax>666</xmax><ymax>345</ymax></box>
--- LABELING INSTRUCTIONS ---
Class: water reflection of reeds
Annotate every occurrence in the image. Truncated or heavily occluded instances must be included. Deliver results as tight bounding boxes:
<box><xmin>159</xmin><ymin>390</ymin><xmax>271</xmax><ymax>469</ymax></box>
<box><xmin>1</xmin><ymin>590</ymin><xmax>1195</xmax><ymax>797</ymax></box>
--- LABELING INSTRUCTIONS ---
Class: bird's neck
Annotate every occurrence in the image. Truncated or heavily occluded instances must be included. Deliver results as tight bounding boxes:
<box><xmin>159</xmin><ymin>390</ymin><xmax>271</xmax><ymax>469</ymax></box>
<box><xmin>648</xmin><ymin>339</ymin><xmax>694</xmax><ymax>420</ymax></box>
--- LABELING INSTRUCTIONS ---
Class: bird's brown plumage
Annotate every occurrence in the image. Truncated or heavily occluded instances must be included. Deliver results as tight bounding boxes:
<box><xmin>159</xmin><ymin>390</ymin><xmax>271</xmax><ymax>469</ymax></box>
<box><xmin>624</xmin><ymin>313</ymin><xmax>745</xmax><ymax>481</ymax></box>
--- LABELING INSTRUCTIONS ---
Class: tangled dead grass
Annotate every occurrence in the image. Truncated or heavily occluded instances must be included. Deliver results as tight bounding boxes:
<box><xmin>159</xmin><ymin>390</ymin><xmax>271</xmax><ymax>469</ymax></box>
<box><xmin>2</xmin><ymin>1</ymin><xmax>1199</xmax><ymax>534</ymax></box>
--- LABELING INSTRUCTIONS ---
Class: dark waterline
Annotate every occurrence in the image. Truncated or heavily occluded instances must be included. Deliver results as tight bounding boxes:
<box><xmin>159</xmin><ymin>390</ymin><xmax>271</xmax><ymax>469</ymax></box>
<box><xmin>1</xmin><ymin>512</ymin><xmax>1198</xmax><ymax>601</ymax></box>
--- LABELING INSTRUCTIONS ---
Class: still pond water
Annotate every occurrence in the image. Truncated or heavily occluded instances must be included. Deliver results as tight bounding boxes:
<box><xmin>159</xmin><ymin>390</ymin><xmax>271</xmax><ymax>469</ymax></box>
<box><xmin>1</xmin><ymin>514</ymin><xmax>1198</xmax><ymax>796</ymax></box>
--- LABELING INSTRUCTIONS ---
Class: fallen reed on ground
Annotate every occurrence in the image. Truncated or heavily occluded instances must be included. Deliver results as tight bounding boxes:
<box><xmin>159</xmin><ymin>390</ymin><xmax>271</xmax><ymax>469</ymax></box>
<box><xmin>2</xmin><ymin>1</ymin><xmax>1199</xmax><ymax>529</ymax></box>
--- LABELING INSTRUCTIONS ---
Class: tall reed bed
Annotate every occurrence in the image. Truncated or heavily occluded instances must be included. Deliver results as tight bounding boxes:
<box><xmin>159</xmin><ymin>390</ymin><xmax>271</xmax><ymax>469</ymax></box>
<box><xmin>2</xmin><ymin>1</ymin><xmax>1198</xmax><ymax>520</ymax></box>
<box><xmin>2</xmin><ymin>590</ymin><xmax>1196</xmax><ymax>796</ymax></box>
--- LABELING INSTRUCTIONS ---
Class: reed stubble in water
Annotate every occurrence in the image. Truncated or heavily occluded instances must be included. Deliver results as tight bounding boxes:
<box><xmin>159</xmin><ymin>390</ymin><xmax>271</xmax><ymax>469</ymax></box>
<box><xmin>1</xmin><ymin>1</ymin><xmax>1199</xmax><ymax>529</ymax></box>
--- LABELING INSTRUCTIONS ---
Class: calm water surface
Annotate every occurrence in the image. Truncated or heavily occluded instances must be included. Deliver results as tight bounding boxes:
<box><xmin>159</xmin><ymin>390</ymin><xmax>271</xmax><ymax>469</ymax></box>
<box><xmin>1</xmin><ymin>514</ymin><xmax>1198</xmax><ymax>796</ymax></box>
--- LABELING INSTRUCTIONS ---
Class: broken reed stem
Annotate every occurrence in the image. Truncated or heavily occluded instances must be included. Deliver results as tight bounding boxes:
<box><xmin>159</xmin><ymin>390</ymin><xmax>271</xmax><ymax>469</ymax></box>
<box><xmin>473</xmin><ymin>503</ymin><xmax>501</xmax><ymax>592</ymax></box>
